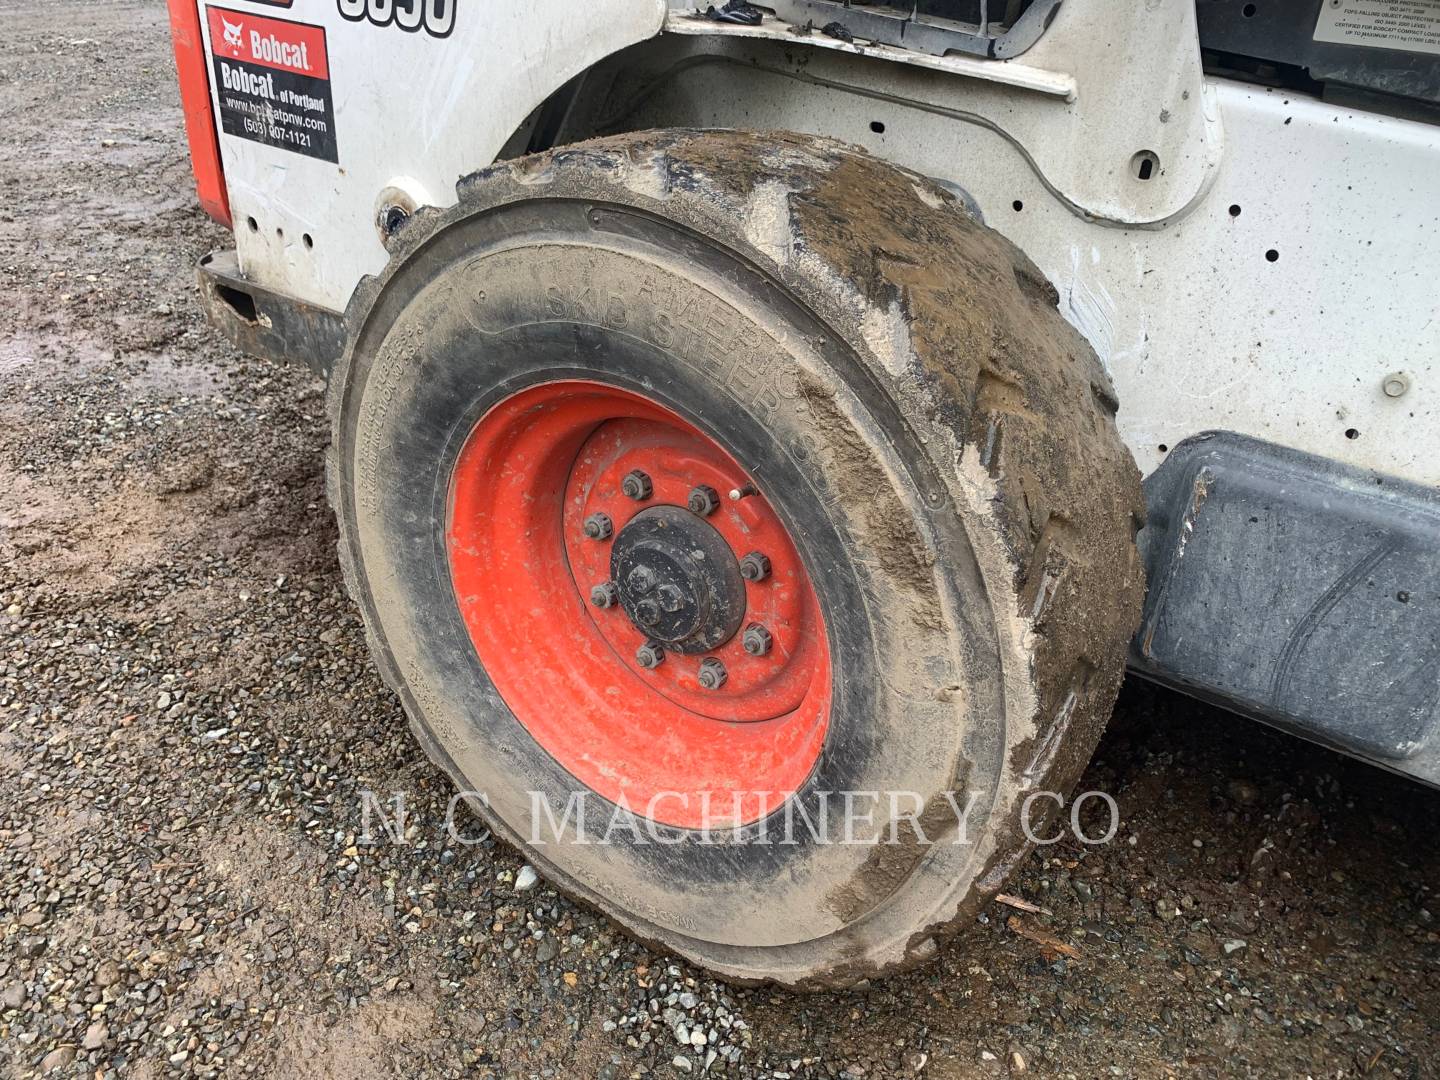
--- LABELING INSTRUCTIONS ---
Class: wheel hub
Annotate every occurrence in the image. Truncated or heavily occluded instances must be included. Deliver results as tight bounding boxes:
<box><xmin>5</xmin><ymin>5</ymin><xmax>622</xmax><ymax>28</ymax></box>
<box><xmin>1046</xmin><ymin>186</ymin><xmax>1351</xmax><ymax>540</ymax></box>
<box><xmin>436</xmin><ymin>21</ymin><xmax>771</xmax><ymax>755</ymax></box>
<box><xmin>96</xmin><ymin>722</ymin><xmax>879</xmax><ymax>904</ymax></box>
<box><xmin>611</xmin><ymin>506</ymin><xmax>746</xmax><ymax>653</ymax></box>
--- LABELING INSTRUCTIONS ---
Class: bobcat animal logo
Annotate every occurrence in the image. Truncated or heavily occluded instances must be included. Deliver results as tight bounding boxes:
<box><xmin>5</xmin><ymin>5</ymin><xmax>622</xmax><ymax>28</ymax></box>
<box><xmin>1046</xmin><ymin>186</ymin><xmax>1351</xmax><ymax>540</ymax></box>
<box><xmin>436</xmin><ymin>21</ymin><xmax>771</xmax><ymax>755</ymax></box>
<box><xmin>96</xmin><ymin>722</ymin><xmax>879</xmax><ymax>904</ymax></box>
<box><xmin>220</xmin><ymin>16</ymin><xmax>244</xmax><ymax>53</ymax></box>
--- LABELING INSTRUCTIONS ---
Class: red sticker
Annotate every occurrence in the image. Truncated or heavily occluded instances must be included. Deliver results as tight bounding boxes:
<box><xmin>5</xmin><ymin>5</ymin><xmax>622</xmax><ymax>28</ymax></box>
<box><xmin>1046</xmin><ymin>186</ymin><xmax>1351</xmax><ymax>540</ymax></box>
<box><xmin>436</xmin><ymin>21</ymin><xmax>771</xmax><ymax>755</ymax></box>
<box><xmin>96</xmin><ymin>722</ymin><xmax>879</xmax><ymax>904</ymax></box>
<box><xmin>207</xmin><ymin>6</ymin><xmax>329</xmax><ymax>80</ymax></box>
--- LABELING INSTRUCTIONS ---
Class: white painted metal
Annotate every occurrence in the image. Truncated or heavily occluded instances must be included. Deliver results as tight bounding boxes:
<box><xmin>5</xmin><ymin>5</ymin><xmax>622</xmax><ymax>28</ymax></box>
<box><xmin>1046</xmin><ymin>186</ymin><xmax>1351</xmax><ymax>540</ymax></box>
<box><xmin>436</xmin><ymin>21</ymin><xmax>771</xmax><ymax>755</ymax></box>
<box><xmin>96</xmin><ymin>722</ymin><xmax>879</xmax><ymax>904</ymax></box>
<box><xmin>199</xmin><ymin>0</ymin><xmax>1440</xmax><ymax>487</ymax></box>
<box><xmin>658</xmin><ymin>3</ymin><xmax>1222</xmax><ymax>227</ymax></box>
<box><xmin>198</xmin><ymin>0</ymin><xmax>666</xmax><ymax>312</ymax></box>
<box><xmin>662</xmin><ymin>10</ymin><xmax>1080</xmax><ymax>101</ymax></box>
<box><xmin>608</xmin><ymin>32</ymin><xmax>1440</xmax><ymax>481</ymax></box>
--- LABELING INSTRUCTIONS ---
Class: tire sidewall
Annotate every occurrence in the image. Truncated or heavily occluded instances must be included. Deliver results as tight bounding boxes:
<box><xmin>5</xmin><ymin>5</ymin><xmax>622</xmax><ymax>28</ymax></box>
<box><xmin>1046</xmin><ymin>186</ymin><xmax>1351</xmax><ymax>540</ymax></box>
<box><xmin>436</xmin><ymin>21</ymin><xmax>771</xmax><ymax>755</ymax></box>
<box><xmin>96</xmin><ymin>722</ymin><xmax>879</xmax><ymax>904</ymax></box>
<box><xmin>337</xmin><ymin>199</ymin><xmax>1017</xmax><ymax>977</ymax></box>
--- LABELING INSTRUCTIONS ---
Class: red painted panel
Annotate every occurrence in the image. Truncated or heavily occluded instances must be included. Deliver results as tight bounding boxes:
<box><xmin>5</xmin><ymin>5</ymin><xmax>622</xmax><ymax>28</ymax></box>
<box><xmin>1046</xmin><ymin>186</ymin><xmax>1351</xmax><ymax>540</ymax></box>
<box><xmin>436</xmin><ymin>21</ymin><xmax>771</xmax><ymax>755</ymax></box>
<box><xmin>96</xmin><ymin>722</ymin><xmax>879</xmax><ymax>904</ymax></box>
<box><xmin>166</xmin><ymin>0</ymin><xmax>232</xmax><ymax>227</ymax></box>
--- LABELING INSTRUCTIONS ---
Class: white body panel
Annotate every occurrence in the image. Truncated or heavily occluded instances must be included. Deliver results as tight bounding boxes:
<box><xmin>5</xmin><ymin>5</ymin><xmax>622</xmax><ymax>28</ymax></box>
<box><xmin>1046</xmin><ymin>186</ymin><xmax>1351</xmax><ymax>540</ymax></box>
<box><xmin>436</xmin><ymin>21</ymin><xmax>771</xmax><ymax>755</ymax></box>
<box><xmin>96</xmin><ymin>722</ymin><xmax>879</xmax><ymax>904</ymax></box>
<box><xmin>200</xmin><ymin>0</ymin><xmax>1440</xmax><ymax>485</ymax></box>
<box><xmin>198</xmin><ymin>0</ymin><xmax>666</xmax><ymax>311</ymax></box>
<box><xmin>618</xmin><ymin>39</ymin><xmax>1440</xmax><ymax>481</ymax></box>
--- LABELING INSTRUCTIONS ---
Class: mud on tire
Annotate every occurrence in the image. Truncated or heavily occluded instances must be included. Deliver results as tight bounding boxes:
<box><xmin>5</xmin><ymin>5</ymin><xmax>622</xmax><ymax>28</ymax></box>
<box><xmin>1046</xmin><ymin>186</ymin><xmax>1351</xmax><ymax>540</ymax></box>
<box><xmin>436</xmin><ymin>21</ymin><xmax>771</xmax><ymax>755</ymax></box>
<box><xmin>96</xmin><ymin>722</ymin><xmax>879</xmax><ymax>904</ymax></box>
<box><xmin>325</xmin><ymin>130</ymin><xmax>1145</xmax><ymax>987</ymax></box>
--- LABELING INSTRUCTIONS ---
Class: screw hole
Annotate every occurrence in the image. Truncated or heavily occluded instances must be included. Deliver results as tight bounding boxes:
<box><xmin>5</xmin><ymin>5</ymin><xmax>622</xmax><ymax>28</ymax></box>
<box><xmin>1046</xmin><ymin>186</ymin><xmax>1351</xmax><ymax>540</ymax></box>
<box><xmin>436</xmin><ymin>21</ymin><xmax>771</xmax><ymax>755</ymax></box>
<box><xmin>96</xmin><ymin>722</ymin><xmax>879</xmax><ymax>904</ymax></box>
<box><xmin>275</xmin><ymin>227</ymin><xmax>284</xmax><ymax>240</ymax></box>
<box><xmin>302</xmin><ymin>233</ymin><xmax>314</xmax><ymax>249</ymax></box>
<box><xmin>869</xmin><ymin>120</ymin><xmax>885</xmax><ymax>134</ymax></box>
<box><xmin>1130</xmin><ymin>150</ymin><xmax>1159</xmax><ymax>181</ymax></box>
<box><xmin>1012</xmin><ymin>199</ymin><xmax>1024</xmax><ymax>212</ymax></box>
<box><xmin>1242</xmin><ymin>2</ymin><xmax>1257</xmax><ymax>15</ymax></box>
<box><xmin>1228</xmin><ymin>204</ymin><xmax>1242</xmax><ymax>217</ymax></box>
<box><xmin>246</xmin><ymin>216</ymin><xmax>258</xmax><ymax>232</ymax></box>
<box><xmin>1345</xmin><ymin>428</ymin><xmax>1359</xmax><ymax>440</ymax></box>
<box><xmin>1265</xmin><ymin>248</ymin><xmax>1279</xmax><ymax>262</ymax></box>
<box><xmin>1158</xmin><ymin>444</ymin><xmax>1169</xmax><ymax>454</ymax></box>
<box><xmin>380</xmin><ymin>204</ymin><xmax>410</xmax><ymax>237</ymax></box>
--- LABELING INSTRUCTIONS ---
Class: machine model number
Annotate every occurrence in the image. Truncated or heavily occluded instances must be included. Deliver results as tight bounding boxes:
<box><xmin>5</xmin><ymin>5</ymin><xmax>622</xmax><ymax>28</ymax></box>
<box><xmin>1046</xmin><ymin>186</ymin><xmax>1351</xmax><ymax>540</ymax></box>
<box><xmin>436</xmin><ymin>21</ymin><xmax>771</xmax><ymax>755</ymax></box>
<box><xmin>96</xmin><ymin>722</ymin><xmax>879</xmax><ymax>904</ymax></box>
<box><xmin>337</xmin><ymin>0</ymin><xmax>455</xmax><ymax>38</ymax></box>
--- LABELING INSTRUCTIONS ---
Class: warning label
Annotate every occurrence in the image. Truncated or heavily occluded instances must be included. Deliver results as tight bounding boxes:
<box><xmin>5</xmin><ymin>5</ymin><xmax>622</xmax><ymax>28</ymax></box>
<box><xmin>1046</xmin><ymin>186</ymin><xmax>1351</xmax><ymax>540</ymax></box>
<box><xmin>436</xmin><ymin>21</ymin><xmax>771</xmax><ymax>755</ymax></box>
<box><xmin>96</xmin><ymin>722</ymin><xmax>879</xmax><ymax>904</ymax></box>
<box><xmin>206</xmin><ymin>6</ymin><xmax>338</xmax><ymax>162</ymax></box>
<box><xmin>1314</xmin><ymin>0</ymin><xmax>1440</xmax><ymax>57</ymax></box>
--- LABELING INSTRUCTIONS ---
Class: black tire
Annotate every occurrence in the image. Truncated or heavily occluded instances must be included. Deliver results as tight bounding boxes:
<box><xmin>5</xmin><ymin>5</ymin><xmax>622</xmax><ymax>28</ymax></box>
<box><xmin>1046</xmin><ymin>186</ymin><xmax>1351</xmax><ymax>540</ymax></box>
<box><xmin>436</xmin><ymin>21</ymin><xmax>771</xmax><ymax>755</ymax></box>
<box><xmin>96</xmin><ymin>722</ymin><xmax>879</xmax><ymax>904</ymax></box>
<box><xmin>326</xmin><ymin>130</ymin><xmax>1145</xmax><ymax>987</ymax></box>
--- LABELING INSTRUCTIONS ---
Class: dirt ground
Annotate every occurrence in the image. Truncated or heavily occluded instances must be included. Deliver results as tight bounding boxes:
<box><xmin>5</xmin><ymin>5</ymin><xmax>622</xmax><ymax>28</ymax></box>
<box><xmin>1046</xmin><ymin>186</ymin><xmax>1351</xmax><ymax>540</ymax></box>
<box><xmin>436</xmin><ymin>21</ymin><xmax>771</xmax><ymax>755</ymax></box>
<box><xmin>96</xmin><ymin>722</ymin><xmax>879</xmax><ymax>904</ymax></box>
<box><xmin>2</xmin><ymin>2</ymin><xmax>1439</xmax><ymax>1078</ymax></box>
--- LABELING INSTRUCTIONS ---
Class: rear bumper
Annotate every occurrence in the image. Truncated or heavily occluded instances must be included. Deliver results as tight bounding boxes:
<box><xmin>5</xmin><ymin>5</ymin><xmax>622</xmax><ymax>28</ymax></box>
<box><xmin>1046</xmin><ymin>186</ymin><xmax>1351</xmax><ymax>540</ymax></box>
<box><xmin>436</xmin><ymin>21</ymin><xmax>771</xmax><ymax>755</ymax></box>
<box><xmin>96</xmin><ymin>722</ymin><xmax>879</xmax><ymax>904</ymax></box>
<box><xmin>198</xmin><ymin>249</ymin><xmax>345</xmax><ymax>378</ymax></box>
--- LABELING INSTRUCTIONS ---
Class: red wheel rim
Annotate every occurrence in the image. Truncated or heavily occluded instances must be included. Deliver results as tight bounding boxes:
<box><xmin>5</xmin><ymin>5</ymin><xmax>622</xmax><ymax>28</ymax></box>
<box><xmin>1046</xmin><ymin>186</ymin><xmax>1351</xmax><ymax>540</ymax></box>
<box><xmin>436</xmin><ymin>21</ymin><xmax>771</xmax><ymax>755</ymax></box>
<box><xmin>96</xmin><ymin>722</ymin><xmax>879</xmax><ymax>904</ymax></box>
<box><xmin>446</xmin><ymin>382</ymin><xmax>831</xmax><ymax>828</ymax></box>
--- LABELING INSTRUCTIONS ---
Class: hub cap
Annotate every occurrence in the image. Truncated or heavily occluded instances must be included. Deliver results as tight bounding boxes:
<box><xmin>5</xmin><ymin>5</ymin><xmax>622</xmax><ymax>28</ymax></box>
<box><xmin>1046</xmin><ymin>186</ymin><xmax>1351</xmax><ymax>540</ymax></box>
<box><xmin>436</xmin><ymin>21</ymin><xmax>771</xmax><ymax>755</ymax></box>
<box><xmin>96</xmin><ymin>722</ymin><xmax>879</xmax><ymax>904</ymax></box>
<box><xmin>445</xmin><ymin>381</ymin><xmax>830</xmax><ymax>828</ymax></box>
<box><xmin>611</xmin><ymin>506</ymin><xmax>746</xmax><ymax>653</ymax></box>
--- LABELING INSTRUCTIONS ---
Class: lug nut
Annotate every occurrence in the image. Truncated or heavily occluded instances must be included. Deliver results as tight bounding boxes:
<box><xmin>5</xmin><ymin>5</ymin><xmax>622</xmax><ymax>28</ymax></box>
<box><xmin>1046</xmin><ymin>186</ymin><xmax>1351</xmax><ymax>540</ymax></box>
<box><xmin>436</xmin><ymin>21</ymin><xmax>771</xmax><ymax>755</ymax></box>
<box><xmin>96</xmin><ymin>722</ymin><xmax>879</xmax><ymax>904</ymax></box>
<box><xmin>582</xmin><ymin>512</ymin><xmax>613</xmax><ymax>540</ymax></box>
<box><xmin>621</xmin><ymin>469</ymin><xmax>653</xmax><ymax>501</ymax></box>
<box><xmin>636</xmin><ymin>640</ymin><xmax>666</xmax><ymax>669</ymax></box>
<box><xmin>742</xmin><ymin>623</ymin><xmax>773</xmax><ymax>656</ymax></box>
<box><xmin>634</xmin><ymin>599</ymin><xmax>662</xmax><ymax>627</ymax></box>
<box><xmin>590</xmin><ymin>582</ymin><xmax>619</xmax><ymax>609</ymax></box>
<box><xmin>697</xmin><ymin>657</ymin><xmax>728</xmax><ymax>689</ymax></box>
<box><xmin>739</xmin><ymin>551</ymin><xmax>772</xmax><ymax>582</ymax></box>
<box><xmin>687</xmin><ymin>484</ymin><xmax>720</xmax><ymax>516</ymax></box>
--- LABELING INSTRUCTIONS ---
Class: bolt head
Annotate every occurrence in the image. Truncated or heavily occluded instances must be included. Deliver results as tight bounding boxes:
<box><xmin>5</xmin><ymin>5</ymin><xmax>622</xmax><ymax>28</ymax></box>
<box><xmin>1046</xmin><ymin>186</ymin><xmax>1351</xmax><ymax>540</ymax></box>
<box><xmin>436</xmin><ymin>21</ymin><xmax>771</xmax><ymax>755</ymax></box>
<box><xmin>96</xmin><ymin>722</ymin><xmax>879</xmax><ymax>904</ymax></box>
<box><xmin>621</xmin><ymin>470</ymin><xmax>653</xmax><ymax>501</ymax></box>
<box><xmin>742</xmin><ymin>623</ymin><xmax>773</xmax><ymax>656</ymax></box>
<box><xmin>739</xmin><ymin>551</ymin><xmax>772</xmax><ymax>582</ymax></box>
<box><xmin>627</xmin><ymin>565</ymin><xmax>657</xmax><ymax>594</ymax></box>
<box><xmin>590</xmin><ymin>582</ymin><xmax>619</xmax><ymax>609</ymax></box>
<box><xmin>1383</xmin><ymin>373</ymin><xmax>1410</xmax><ymax>399</ymax></box>
<box><xmin>582</xmin><ymin>512</ymin><xmax>614</xmax><ymax>540</ymax></box>
<box><xmin>634</xmin><ymin>599</ymin><xmax>662</xmax><ymax>627</ymax></box>
<box><xmin>686</xmin><ymin>485</ymin><xmax>720</xmax><ymax>516</ymax></box>
<box><xmin>635</xmin><ymin>640</ymin><xmax>666</xmax><ymax>669</ymax></box>
<box><xmin>697</xmin><ymin>657</ymin><xmax>728</xmax><ymax>690</ymax></box>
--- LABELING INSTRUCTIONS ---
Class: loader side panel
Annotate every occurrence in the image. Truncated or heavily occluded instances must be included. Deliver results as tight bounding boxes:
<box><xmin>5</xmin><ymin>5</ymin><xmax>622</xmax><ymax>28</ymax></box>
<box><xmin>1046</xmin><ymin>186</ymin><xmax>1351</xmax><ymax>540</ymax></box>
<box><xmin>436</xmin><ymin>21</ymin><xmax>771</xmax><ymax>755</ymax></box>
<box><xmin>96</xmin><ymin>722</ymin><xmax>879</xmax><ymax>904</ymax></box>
<box><xmin>193</xmin><ymin>0</ymin><xmax>666</xmax><ymax>312</ymax></box>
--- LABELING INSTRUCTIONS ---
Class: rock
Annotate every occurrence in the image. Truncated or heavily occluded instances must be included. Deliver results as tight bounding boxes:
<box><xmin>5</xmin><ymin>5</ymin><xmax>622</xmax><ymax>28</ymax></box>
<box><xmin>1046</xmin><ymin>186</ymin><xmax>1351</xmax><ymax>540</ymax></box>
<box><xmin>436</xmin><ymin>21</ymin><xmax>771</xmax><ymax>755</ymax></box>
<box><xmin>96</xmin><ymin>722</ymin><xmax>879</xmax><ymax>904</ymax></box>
<box><xmin>514</xmin><ymin>865</ymin><xmax>539</xmax><ymax>892</ymax></box>
<box><xmin>1</xmin><ymin>981</ymin><xmax>26</xmax><ymax>1010</ymax></box>
<box><xmin>40</xmin><ymin>1047</ymin><xmax>76</xmax><ymax>1073</ymax></box>
<box><xmin>93</xmin><ymin>960</ymin><xmax>121</xmax><ymax>987</ymax></box>
<box><xmin>1223</xmin><ymin>939</ymin><xmax>1248</xmax><ymax>955</ymax></box>
<box><xmin>1010</xmin><ymin>1050</ymin><xmax>1027</xmax><ymax>1072</ymax></box>
<box><xmin>671</xmin><ymin>1055</ymin><xmax>693</xmax><ymax>1073</ymax></box>
<box><xmin>907</xmin><ymin>1050</ymin><xmax>930</xmax><ymax>1071</ymax></box>
<box><xmin>535</xmin><ymin>938</ymin><xmax>557</xmax><ymax>963</ymax></box>
<box><xmin>1227</xmin><ymin>779</ymin><xmax>1260</xmax><ymax>806</ymax></box>
<box><xmin>82</xmin><ymin>1021</ymin><xmax>108</xmax><ymax>1050</ymax></box>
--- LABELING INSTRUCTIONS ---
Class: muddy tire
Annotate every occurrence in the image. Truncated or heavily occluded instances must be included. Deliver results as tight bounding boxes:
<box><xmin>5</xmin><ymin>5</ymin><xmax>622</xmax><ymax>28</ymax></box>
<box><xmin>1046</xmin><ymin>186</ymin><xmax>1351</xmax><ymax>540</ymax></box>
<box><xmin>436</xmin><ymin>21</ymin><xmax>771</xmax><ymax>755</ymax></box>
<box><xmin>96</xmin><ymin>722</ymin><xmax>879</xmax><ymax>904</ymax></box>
<box><xmin>326</xmin><ymin>130</ymin><xmax>1145</xmax><ymax>987</ymax></box>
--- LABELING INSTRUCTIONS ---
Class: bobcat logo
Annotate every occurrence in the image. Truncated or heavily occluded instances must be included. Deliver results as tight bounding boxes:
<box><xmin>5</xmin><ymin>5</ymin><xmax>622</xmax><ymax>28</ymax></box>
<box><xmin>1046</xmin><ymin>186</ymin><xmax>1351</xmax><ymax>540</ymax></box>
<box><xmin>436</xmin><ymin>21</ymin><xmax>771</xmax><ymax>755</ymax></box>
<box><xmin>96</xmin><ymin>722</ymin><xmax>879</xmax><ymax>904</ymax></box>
<box><xmin>220</xmin><ymin>16</ymin><xmax>244</xmax><ymax>52</ymax></box>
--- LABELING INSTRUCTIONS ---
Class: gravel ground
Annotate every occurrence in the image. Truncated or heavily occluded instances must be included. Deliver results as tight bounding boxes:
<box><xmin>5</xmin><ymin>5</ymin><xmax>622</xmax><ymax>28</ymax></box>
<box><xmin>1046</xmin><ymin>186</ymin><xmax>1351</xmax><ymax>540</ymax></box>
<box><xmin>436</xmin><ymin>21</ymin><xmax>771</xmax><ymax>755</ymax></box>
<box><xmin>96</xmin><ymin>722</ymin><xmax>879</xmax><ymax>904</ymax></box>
<box><xmin>3</xmin><ymin>3</ymin><xmax>1440</xmax><ymax>1078</ymax></box>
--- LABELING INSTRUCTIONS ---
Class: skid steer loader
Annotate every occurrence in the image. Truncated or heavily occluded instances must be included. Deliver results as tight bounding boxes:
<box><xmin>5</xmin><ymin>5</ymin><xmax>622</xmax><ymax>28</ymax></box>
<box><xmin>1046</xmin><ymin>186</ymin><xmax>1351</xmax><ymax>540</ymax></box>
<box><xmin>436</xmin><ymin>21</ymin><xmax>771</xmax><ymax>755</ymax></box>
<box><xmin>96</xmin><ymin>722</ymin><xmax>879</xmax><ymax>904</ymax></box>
<box><xmin>166</xmin><ymin>0</ymin><xmax>1440</xmax><ymax>986</ymax></box>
